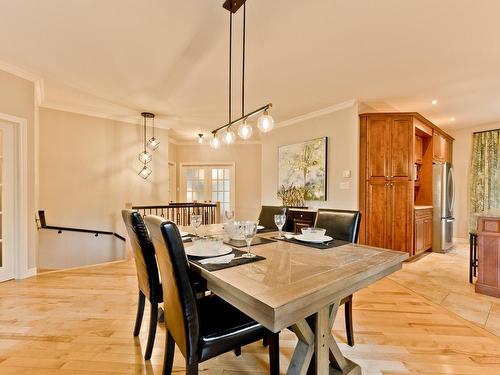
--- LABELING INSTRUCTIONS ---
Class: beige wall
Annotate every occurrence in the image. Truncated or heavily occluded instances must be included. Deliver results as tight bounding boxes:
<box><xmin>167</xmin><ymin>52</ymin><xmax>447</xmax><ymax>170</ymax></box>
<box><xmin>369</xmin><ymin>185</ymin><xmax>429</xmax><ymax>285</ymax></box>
<box><xmin>449</xmin><ymin>122</ymin><xmax>500</xmax><ymax>239</ymax></box>
<box><xmin>0</xmin><ymin>69</ymin><xmax>36</xmax><ymax>270</ymax></box>
<box><xmin>261</xmin><ymin>103</ymin><xmax>359</xmax><ymax>209</ymax></box>
<box><xmin>174</xmin><ymin>143</ymin><xmax>262</xmax><ymax>220</ymax></box>
<box><xmin>38</xmin><ymin>108</ymin><xmax>170</xmax><ymax>267</ymax></box>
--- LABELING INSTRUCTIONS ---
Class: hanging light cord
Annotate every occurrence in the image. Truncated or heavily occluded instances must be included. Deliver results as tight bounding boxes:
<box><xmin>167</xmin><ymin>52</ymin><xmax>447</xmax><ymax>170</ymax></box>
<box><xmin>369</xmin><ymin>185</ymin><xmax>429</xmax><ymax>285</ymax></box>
<box><xmin>241</xmin><ymin>2</ymin><xmax>246</xmax><ymax>117</ymax></box>
<box><xmin>143</xmin><ymin>115</ymin><xmax>147</xmax><ymax>154</ymax></box>
<box><xmin>229</xmin><ymin>11</ymin><xmax>233</xmax><ymax>124</ymax></box>
<box><xmin>152</xmin><ymin>116</ymin><xmax>155</xmax><ymax>139</ymax></box>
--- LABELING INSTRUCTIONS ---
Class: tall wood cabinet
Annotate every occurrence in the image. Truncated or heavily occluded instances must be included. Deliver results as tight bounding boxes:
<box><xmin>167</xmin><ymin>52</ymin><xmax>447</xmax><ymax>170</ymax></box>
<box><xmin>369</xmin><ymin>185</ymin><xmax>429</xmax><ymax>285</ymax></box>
<box><xmin>359</xmin><ymin>112</ymin><xmax>453</xmax><ymax>256</ymax></box>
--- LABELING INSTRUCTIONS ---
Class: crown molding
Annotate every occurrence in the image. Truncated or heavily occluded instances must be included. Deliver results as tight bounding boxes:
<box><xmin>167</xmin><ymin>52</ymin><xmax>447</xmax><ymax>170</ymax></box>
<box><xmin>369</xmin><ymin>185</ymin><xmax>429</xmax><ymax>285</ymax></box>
<box><xmin>276</xmin><ymin>99</ymin><xmax>358</xmax><ymax>128</ymax></box>
<box><xmin>0</xmin><ymin>60</ymin><xmax>41</xmax><ymax>82</ymax></box>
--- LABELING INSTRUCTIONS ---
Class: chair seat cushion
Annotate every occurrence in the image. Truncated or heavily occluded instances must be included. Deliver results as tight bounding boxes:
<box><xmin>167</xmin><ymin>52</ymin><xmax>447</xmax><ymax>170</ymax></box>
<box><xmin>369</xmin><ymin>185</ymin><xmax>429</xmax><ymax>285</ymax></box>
<box><xmin>197</xmin><ymin>294</ymin><xmax>271</xmax><ymax>361</ymax></box>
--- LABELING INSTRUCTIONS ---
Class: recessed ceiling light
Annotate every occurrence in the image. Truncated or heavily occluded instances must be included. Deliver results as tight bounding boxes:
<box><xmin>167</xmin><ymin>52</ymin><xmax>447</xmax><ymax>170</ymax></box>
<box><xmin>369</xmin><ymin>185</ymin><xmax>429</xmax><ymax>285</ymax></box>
<box><xmin>450</xmin><ymin>117</ymin><xmax>455</xmax><ymax>122</ymax></box>
<box><xmin>431</xmin><ymin>100</ymin><xmax>438</xmax><ymax>105</ymax></box>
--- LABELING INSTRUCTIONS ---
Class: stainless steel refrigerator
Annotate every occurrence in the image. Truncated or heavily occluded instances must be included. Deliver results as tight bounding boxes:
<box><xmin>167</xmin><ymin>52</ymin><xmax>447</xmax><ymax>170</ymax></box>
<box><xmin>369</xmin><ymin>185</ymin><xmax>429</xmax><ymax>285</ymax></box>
<box><xmin>432</xmin><ymin>162</ymin><xmax>455</xmax><ymax>252</ymax></box>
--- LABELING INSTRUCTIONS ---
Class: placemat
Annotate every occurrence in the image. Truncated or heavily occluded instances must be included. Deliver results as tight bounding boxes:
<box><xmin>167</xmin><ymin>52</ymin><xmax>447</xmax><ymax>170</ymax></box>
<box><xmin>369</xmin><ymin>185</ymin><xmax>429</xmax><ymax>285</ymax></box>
<box><xmin>224</xmin><ymin>236</ymin><xmax>277</xmax><ymax>248</ymax></box>
<box><xmin>189</xmin><ymin>249</ymin><xmax>265</xmax><ymax>272</ymax></box>
<box><xmin>257</xmin><ymin>228</ymin><xmax>276</xmax><ymax>234</ymax></box>
<box><xmin>272</xmin><ymin>236</ymin><xmax>349</xmax><ymax>249</ymax></box>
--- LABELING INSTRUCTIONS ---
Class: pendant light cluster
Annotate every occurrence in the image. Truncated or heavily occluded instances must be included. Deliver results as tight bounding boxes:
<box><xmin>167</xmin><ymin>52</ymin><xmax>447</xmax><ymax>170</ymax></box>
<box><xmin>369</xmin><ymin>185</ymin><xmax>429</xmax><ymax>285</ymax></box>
<box><xmin>138</xmin><ymin>112</ymin><xmax>159</xmax><ymax>179</ymax></box>
<box><xmin>206</xmin><ymin>0</ymin><xmax>275</xmax><ymax>149</ymax></box>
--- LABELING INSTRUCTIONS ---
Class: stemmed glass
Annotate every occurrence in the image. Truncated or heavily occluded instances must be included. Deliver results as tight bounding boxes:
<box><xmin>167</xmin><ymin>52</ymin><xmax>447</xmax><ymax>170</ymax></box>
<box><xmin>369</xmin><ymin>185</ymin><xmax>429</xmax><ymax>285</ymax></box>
<box><xmin>239</xmin><ymin>221</ymin><xmax>258</xmax><ymax>258</ymax></box>
<box><xmin>274</xmin><ymin>214</ymin><xmax>286</xmax><ymax>239</ymax></box>
<box><xmin>191</xmin><ymin>214</ymin><xmax>202</xmax><ymax>237</ymax></box>
<box><xmin>224</xmin><ymin>210</ymin><xmax>235</xmax><ymax>222</ymax></box>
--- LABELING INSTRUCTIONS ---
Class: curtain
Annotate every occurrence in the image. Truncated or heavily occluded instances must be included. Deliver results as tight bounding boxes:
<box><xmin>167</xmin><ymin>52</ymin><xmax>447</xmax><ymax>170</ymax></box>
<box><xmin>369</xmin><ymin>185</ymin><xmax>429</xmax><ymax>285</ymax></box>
<box><xmin>469</xmin><ymin>129</ymin><xmax>500</xmax><ymax>231</ymax></box>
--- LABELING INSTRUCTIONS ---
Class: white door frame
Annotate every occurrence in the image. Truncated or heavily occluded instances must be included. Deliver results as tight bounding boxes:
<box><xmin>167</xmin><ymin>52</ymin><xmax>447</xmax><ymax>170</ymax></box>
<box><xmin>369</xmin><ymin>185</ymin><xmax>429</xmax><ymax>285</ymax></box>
<box><xmin>0</xmin><ymin>112</ymin><xmax>30</xmax><ymax>280</ymax></box>
<box><xmin>179</xmin><ymin>162</ymin><xmax>236</xmax><ymax>211</ymax></box>
<box><xmin>168</xmin><ymin>161</ymin><xmax>177</xmax><ymax>202</ymax></box>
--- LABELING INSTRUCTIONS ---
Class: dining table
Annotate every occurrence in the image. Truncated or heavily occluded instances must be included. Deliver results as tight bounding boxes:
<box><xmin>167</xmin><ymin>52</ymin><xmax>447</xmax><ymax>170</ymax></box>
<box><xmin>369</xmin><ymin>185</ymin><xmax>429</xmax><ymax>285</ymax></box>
<box><xmin>183</xmin><ymin>224</ymin><xmax>408</xmax><ymax>375</ymax></box>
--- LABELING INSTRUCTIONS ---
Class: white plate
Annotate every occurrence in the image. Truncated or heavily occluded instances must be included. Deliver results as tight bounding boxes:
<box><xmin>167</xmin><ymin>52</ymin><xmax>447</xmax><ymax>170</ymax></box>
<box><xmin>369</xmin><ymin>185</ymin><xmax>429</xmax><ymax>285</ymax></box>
<box><xmin>295</xmin><ymin>234</ymin><xmax>333</xmax><ymax>244</ymax></box>
<box><xmin>257</xmin><ymin>225</ymin><xmax>265</xmax><ymax>230</ymax></box>
<box><xmin>185</xmin><ymin>245</ymin><xmax>233</xmax><ymax>258</ymax></box>
<box><xmin>179</xmin><ymin>231</ymin><xmax>190</xmax><ymax>237</ymax></box>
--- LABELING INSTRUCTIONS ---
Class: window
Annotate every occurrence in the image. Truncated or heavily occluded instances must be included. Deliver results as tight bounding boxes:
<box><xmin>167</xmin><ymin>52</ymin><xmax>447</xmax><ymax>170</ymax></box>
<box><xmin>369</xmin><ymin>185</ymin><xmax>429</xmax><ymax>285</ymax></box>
<box><xmin>181</xmin><ymin>164</ymin><xmax>234</xmax><ymax>214</ymax></box>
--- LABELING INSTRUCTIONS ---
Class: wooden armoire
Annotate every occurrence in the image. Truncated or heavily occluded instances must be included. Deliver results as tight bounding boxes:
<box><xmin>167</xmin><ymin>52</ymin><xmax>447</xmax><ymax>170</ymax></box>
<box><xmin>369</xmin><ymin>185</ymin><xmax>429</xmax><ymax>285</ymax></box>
<box><xmin>359</xmin><ymin>112</ymin><xmax>453</xmax><ymax>255</ymax></box>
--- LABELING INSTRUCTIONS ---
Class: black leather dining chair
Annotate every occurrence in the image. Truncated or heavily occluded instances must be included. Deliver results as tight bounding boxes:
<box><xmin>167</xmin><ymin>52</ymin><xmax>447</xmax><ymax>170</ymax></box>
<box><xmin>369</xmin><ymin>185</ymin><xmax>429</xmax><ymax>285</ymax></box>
<box><xmin>145</xmin><ymin>215</ymin><xmax>280</xmax><ymax>375</ymax></box>
<box><xmin>258</xmin><ymin>206</ymin><xmax>287</xmax><ymax>229</ymax></box>
<box><xmin>314</xmin><ymin>208</ymin><xmax>361</xmax><ymax>347</ymax></box>
<box><xmin>121</xmin><ymin>209</ymin><xmax>162</xmax><ymax>360</ymax></box>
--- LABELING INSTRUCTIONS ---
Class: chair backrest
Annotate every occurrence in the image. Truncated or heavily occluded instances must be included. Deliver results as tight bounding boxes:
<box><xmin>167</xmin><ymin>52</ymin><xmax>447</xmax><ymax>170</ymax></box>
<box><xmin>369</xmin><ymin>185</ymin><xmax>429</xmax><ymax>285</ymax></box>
<box><xmin>258</xmin><ymin>205</ymin><xmax>288</xmax><ymax>229</ymax></box>
<box><xmin>314</xmin><ymin>209</ymin><xmax>361</xmax><ymax>243</ymax></box>
<box><xmin>121</xmin><ymin>209</ymin><xmax>161</xmax><ymax>302</ymax></box>
<box><xmin>145</xmin><ymin>215</ymin><xmax>199</xmax><ymax>362</ymax></box>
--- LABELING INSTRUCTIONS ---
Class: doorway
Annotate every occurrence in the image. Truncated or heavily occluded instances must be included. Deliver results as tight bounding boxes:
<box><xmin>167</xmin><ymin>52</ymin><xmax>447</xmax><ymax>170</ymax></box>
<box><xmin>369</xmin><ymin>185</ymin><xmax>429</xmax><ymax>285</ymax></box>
<box><xmin>0</xmin><ymin>120</ymin><xmax>15</xmax><ymax>282</ymax></box>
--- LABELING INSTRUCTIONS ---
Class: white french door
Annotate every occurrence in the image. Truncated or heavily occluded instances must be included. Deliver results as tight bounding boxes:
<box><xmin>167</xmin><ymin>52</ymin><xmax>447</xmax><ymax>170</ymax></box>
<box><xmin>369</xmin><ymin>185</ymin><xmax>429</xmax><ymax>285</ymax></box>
<box><xmin>0</xmin><ymin>121</ymin><xmax>15</xmax><ymax>282</ymax></box>
<box><xmin>180</xmin><ymin>164</ymin><xmax>235</xmax><ymax>214</ymax></box>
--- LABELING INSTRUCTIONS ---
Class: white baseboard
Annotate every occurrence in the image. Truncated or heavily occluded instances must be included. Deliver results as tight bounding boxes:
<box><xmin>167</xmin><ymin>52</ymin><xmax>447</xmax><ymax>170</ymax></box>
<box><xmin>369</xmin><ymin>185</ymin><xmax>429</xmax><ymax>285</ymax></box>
<box><xmin>19</xmin><ymin>267</ymin><xmax>37</xmax><ymax>279</ymax></box>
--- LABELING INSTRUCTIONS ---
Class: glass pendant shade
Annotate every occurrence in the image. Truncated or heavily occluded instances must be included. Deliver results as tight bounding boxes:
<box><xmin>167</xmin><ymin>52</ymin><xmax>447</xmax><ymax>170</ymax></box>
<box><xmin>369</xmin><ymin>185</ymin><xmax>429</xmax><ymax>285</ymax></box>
<box><xmin>222</xmin><ymin>128</ymin><xmax>236</xmax><ymax>144</ymax></box>
<box><xmin>237</xmin><ymin>120</ymin><xmax>253</xmax><ymax>140</ymax></box>
<box><xmin>138</xmin><ymin>151</ymin><xmax>152</xmax><ymax>163</ymax></box>
<box><xmin>138</xmin><ymin>165</ymin><xmax>152</xmax><ymax>179</ymax></box>
<box><xmin>257</xmin><ymin>110</ymin><xmax>275</xmax><ymax>133</ymax></box>
<box><xmin>210</xmin><ymin>134</ymin><xmax>220</xmax><ymax>149</ymax></box>
<box><xmin>148</xmin><ymin>137</ymin><xmax>160</xmax><ymax>150</ymax></box>
<box><xmin>197</xmin><ymin>134</ymin><xmax>204</xmax><ymax>144</ymax></box>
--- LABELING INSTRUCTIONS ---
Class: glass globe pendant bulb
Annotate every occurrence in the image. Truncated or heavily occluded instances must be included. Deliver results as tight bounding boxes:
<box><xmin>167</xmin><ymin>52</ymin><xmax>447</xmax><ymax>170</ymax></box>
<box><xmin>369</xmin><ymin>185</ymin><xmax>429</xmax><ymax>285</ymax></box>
<box><xmin>197</xmin><ymin>134</ymin><xmax>204</xmax><ymax>144</ymax></box>
<box><xmin>237</xmin><ymin>120</ymin><xmax>253</xmax><ymax>140</ymax></box>
<box><xmin>223</xmin><ymin>128</ymin><xmax>236</xmax><ymax>144</ymax></box>
<box><xmin>257</xmin><ymin>110</ymin><xmax>275</xmax><ymax>133</ymax></box>
<box><xmin>138</xmin><ymin>151</ymin><xmax>152</xmax><ymax>163</ymax></box>
<box><xmin>148</xmin><ymin>137</ymin><xmax>160</xmax><ymax>150</ymax></box>
<box><xmin>138</xmin><ymin>165</ymin><xmax>152</xmax><ymax>179</ymax></box>
<box><xmin>210</xmin><ymin>134</ymin><xmax>220</xmax><ymax>149</ymax></box>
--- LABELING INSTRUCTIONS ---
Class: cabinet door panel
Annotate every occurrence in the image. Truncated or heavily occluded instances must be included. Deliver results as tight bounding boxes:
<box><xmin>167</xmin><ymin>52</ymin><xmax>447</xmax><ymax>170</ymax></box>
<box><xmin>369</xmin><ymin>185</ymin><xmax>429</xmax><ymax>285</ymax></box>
<box><xmin>433</xmin><ymin>132</ymin><xmax>444</xmax><ymax>161</ymax></box>
<box><xmin>390</xmin><ymin>181</ymin><xmax>413</xmax><ymax>253</ymax></box>
<box><xmin>367</xmin><ymin>118</ymin><xmax>390</xmax><ymax>179</ymax></box>
<box><xmin>415</xmin><ymin>218</ymin><xmax>424</xmax><ymax>254</ymax></box>
<box><xmin>390</xmin><ymin>117</ymin><xmax>412</xmax><ymax>178</ymax></box>
<box><xmin>424</xmin><ymin>219</ymin><xmax>433</xmax><ymax>249</ymax></box>
<box><xmin>366</xmin><ymin>181</ymin><xmax>390</xmax><ymax>248</ymax></box>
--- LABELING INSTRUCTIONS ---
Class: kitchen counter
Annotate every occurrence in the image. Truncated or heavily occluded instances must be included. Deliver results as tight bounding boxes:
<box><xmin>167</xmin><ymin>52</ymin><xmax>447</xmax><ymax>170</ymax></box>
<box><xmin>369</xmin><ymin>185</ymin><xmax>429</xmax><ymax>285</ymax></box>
<box><xmin>415</xmin><ymin>205</ymin><xmax>433</xmax><ymax>210</ymax></box>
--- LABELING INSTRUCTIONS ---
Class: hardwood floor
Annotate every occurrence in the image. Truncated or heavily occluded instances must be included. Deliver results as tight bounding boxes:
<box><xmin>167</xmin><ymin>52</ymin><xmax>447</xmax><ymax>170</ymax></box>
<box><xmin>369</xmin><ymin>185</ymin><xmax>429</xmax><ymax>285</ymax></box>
<box><xmin>1</xmin><ymin>256</ymin><xmax>500</xmax><ymax>374</ymax></box>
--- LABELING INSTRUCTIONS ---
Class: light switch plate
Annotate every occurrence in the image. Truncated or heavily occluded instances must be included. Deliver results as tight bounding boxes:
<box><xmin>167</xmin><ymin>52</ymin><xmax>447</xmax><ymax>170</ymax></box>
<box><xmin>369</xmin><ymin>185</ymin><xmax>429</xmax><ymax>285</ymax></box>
<box><xmin>342</xmin><ymin>170</ymin><xmax>352</xmax><ymax>178</ymax></box>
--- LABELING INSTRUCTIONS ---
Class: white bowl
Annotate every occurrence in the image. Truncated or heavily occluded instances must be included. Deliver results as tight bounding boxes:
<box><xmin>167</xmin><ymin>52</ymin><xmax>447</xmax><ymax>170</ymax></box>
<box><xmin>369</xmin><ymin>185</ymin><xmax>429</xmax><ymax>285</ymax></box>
<box><xmin>301</xmin><ymin>227</ymin><xmax>327</xmax><ymax>239</ymax></box>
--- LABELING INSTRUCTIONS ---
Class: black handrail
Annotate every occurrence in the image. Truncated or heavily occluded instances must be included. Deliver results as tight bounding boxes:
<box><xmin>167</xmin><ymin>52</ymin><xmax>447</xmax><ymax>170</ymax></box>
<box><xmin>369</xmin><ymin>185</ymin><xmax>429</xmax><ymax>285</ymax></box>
<box><xmin>37</xmin><ymin>210</ymin><xmax>126</xmax><ymax>241</ymax></box>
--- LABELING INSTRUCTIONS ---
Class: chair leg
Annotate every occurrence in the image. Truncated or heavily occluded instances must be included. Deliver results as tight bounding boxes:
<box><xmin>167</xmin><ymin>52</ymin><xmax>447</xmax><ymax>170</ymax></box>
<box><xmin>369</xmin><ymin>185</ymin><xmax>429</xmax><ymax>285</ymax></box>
<box><xmin>145</xmin><ymin>303</ymin><xmax>158</xmax><ymax>360</ymax></box>
<box><xmin>345</xmin><ymin>296</ymin><xmax>354</xmax><ymax>347</ymax></box>
<box><xmin>133</xmin><ymin>291</ymin><xmax>145</xmax><ymax>336</ymax></box>
<box><xmin>268</xmin><ymin>333</ymin><xmax>280</xmax><ymax>375</ymax></box>
<box><xmin>469</xmin><ymin>233</ymin><xmax>474</xmax><ymax>283</ymax></box>
<box><xmin>158</xmin><ymin>306</ymin><xmax>165</xmax><ymax>323</ymax></box>
<box><xmin>186</xmin><ymin>360</ymin><xmax>198</xmax><ymax>375</ymax></box>
<box><xmin>234</xmin><ymin>347</ymin><xmax>241</xmax><ymax>356</ymax></box>
<box><xmin>163</xmin><ymin>330</ymin><xmax>175</xmax><ymax>375</ymax></box>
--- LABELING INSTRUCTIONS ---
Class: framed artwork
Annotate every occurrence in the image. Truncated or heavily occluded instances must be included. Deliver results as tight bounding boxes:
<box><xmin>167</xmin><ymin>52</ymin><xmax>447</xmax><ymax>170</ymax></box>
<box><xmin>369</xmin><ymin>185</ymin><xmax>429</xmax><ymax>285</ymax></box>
<box><xmin>278</xmin><ymin>137</ymin><xmax>328</xmax><ymax>203</ymax></box>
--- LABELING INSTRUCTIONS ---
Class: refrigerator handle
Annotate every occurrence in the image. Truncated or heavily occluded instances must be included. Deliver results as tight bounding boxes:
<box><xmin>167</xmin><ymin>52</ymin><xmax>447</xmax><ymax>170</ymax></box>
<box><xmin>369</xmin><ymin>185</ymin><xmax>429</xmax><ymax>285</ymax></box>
<box><xmin>449</xmin><ymin>166</ymin><xmax>455</xmax><ymax>213</ymax></box>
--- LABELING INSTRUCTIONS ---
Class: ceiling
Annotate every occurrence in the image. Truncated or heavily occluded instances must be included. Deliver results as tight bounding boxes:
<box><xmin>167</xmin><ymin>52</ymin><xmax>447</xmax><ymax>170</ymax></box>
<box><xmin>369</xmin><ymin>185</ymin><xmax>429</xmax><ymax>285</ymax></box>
<box><xmin>1</xmin><ymin>0</ymin><xmax>500</xmax><ymax>140</ymax></box>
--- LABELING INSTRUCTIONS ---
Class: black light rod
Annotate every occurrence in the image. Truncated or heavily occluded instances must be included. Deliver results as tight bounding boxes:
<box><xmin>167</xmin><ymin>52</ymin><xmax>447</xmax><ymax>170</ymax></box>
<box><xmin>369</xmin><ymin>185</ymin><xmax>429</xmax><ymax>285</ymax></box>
<box><xmin>211</xmin><ymin>103</ymin><xmax>272</xmax><ymax>134</ymax></box>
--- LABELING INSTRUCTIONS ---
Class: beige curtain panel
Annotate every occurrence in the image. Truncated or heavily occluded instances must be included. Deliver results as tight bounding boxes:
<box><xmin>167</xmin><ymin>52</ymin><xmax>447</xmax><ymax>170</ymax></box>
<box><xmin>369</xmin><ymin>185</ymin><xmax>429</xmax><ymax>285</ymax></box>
<box><xmin>469</xmin><ymin>129</ymin><xmax>500</xmax><ymax>231</ymax></box>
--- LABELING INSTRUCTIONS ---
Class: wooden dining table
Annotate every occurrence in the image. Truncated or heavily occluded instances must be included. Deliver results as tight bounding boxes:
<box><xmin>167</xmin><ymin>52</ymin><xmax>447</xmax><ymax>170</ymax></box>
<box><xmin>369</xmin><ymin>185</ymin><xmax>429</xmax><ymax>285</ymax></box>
<box><xmin>184</xmin><ymin>225</ymin><xmax>408</xmax><ymax>375</ymax></box>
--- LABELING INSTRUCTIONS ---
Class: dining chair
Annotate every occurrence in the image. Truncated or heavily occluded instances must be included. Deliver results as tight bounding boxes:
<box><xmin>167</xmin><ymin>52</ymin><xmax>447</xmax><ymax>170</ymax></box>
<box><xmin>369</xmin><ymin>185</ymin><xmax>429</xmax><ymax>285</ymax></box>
<box><xmin>145</xmin><ymin>215</ymin><xmax>280</xmax><ymax>375</ymax></box>
<box><xmin>257</xmin><ymin>205</ymin><xmax>287</xmax><ymax>229</ymax></box>
<box><xmin>121</xmin><ymin>209</ymin><xmax>162</xmax><ymax>360</ymax></box>
<box><xmin>314</xmin><ymin>208</ymin><xmax>361</xmax><ymax>347</ymax></box>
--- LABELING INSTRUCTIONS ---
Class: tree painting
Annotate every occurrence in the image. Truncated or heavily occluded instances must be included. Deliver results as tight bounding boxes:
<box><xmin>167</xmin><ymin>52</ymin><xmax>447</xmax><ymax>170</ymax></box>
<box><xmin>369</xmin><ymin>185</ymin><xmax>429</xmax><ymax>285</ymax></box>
<box><xmin>278</xmin><ymin>137</ymin><xmax>327</xmax><ymax>202</ymax></box>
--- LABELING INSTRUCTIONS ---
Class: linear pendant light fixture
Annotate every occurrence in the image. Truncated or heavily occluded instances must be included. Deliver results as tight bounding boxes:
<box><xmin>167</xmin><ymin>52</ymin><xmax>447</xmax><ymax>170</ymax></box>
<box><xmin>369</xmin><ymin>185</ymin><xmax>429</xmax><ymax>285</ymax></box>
<box><xmin>209</xmin><ymin>0</ymin><xmax>274</xmax><ymax>148</ymax></box>
<box><xmin>138</xmin><ymin>112</ymin><xmax>155</xmax><ymax>179</ymax></box>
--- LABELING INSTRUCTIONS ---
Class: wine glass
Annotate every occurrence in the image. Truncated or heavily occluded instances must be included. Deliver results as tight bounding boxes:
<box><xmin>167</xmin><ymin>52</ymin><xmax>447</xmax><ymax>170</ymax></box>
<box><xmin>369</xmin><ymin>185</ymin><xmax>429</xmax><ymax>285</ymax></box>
<box><xmin>224</xmin><ymin>210</ymin><xmax>235</xmax><ymax>222</ymax></box>
<box><xmin>239</xmin><ymin>221</ymin><xmax>258</xmax><ymax>258</ymax></box>
<box><xmin>274</xmin><ymin>214</ymin><xmax>286</xmax><ymax>238</ymax></box>
<box><xmin>191</xmin><ymin>214</ymin><xmax>202</xmax><ymax>237</ymax></box>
